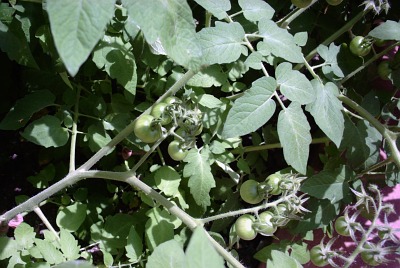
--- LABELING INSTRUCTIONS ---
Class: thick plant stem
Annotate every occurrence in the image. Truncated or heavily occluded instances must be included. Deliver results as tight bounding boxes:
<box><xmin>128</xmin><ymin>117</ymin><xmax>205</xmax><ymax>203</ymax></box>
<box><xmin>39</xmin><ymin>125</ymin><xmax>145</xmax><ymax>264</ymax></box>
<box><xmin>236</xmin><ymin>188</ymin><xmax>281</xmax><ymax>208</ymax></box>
<box><xmin>0</xmin><ymin>70</ymin><xmax>197</xmax><ymax>223</ymax></box>
<box><xmin>33</xmin><ymin>207</ymin><xmax>59</xmax><ymax>240</ymax></box>
<box><xmin>69</xmin><ymin>86</ymin><xmax>81</xmax><ymax>172</ymax></box>
<box><xmin>278</xmin><ymin>0</ymin><xmax>319</xmax><ymax>29</ymax></box>
<box><xmin>338</xmin><ymin>95</ymin><xmax>400</xmax><ymax>168</ymax></box>
<box><xmin>84</xmin><ymin>170</ymin><xmax>245</xmax><ymax>268</ymax></box>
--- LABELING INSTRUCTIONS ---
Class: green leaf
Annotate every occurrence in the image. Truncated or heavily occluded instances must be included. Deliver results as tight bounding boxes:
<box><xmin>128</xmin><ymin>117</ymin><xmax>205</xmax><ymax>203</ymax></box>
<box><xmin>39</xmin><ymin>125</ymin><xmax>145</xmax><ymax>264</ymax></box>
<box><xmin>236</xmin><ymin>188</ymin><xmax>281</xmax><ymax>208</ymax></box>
<box><xmin>183</xmin><ymin>148</ymin><xmax>215</xmax><ymax>209</ymax></box>
<box><xmin>187</xmin><ymin>65</ymin><xmax>228</xmax><ymax>88</ymax></box>
<box><xmin>340</xmin><ymin>117</ymin><xmax>382</xmax><ymax>170</ymax></box>
<box><xmin>0</xmin><ymin>237</ymin><xmax>18</xmax><ymax>260</ymax></box>
<box><xmin>245</xmin><ymin>51</ymin><xmax>264</xmax><ymax>70</ymax></box>
<box><xmin>102</xmin><ymin>213</ymin><xmax>136</xmax><ymax>249</ymax></box>
<box><xmin>86</xmin><ymin>124</ymin><xmax>112</xmax><ymax>154</ymax></box>
<box><xmin>258</xmin><ymin>19</ymin><xmax>303</xmax><ymax>63</ymax></box>
<box><xmin>56</xmin><ymin>202</ymin><xmax>87</xmax><ymax>232</ymax></box>
<box><xmin>34</xmin><ymin>239</ymin><xmax>65</xmax><ymax>265</ymax></box>
<box><xmin>198</xmin><ymin>22</ymin><xmax>246</xmax><ymax>65</ymax></box>
<box><xmin>385</xmin><ymin>163</ymin><xmax>400</xmax><ymax>186</ymax></box>
<box><xmin>276</xmin><ymin>62</ymin><xmax>315</xmax><ymax>104</ymax></box>
<box><xmin>92</xmin><ymin>35</ymin><xmax>137</xmax><ymax>96</ymax></box>
<box><xmin>267</xmin><ymin>250</ymin><xmax>302</xmax><ymax>268</ymax></box>
<box><xmin>305</xmin><ymin>80</ymin><xmax>344</xmax><ymax>147</ymax></box>
<box><xmin>368</xmin><ymin>20</ymin><xmax>400</xmax><ymax>41</ymax></box>
<box><xmin>21</xmin><ymin>115</ymin><xmax>69</xmax><ymax>148</ymax></box>
<box><xmin>0</xmin><ymin>20</ymin><xmax>38</xmax><ymax>68</ymax></box>
<box><xmin>123</xmin><ymin>0</ymin><xmax>202</xmax><ymax>70</ymax></box>
<box><xmin>238</xmin><ymin>0</ymin><xmax>274</xmax><ymax>22</ymax></box>
<box><xmin>14</xmin><ymin>222</ymin><xmax>36</xmax><ymax>249</ymax></box>
<box><xmin>222</xmin><ymin>77</ymin><xmax>277</xmax><ymax>138</ymax></box>
<box><xmin>154</xmin><ymin>166</ymin><xmax>181</xmax><ymax>196</ymax></box>
<box><xmin>53</xmin><ymin>261</ymin><xmax>95</xmax><ymax>268</ymax></box>
<box><xmin>27</xmin><ymin>164</ymin><xmax>55</xmax><ymax>189</ymax></box>
<box><xmin>46</xmin><ymin>0</ymin><xmax>116</xmax><ymax>76</ymax></box>
<box><xmin>0</xmin><ymin>90</ymin><xmax>55</xmax><ymax>130</ymax></box>
<box><xmin>147</xmin><ymin>240</ymin><xmax>185</xmax><ymax>268</ymax></box>
<box><xmin>193</xmin><ymin>0</ymin><xmax>231</xmax><ymax>20</ymax></box>
<box><xmin>277</xmin><ymin>102</ymin><xmax>311</xmax><ymax>174</ymax></box>
<box><xmin>293</xmin><ymin>198</ymin><xmax>340</xmax><ymax>234</ymax></box>
<box><xmin>317</xmin><ymin>43</ymin><xmax>344</xmax><ymax>78</ymax></box>
<box><xmin>198</xmin><ymin>94</ymin><xmax>224</xmax><ymax>109</ymax></box>
<box><xmin>290</xmin><ymin>242</ymin><xmax>310</xmax><ymax>264</ymax></box>
<box><xmin>301</xmin><ymin>165</ymin><xmax>353</xmax><ymax>202</ymax></box>
<box><xmin>60</xmin><ymin>229</ymin><xmax>80</xmax><ymax>261</ymax></box>
<box><xmin>145</xmin><ymin>209</ymin><xmax>175</xmax><ymax>251</ymax></box>
<box><xmin>185</xmin><ymin>227</ymin><xmax>225</xmax><ymax>268</ymax></box>
<box><xmin>125</xmin><ymin>226</ymin><xmax>143</xmax><ymax>263</ymax></box>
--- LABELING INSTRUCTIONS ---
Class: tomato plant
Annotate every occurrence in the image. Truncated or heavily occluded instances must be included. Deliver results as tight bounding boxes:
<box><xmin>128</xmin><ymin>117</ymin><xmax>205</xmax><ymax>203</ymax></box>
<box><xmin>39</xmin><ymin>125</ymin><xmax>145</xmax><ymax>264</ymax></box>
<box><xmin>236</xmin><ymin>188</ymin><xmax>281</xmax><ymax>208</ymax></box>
<box><xmin>0</xmin><ymin>0</ymin><xmax>399</xmax><ymax>267</ymax></box>
<box><xmin>361</xmin><ymin>242</ymin><xmax>380</xmax><ymax>266</ymax></box>
<box><xmin>235</xmin><ymin>214</ymin><xmax>257</xmax><ymax>241</ymax></box>
<box><xmin>349</xmin><ymin>36</ymin><xmax>372</xmax><ymax>57</ymax></box>
<box><xmin>133</xmin><ymin>114</ymin><xmax>162</xmax><ymax>143</ymax></box>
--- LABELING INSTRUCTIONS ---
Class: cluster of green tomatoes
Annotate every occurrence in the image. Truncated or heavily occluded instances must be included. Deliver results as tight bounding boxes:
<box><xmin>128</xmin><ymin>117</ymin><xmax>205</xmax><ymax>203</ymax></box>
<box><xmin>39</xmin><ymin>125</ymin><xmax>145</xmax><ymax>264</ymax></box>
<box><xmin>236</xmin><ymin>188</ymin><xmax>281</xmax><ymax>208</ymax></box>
<box><xmin>234</xmin><ymin>174</ymin><xmax>305</xmax><ymax>240</ymax></box>
<box><xmin>133</xmin><ymin>96</ymin><xmax>202</xmax><ymax>161</ymax></box>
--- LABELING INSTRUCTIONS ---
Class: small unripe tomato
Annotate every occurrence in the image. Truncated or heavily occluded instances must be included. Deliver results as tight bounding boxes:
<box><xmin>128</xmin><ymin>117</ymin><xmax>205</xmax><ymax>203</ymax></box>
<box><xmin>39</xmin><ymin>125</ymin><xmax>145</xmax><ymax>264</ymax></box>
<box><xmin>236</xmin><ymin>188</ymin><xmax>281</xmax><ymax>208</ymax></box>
<box><xmin>291</xmin><ymin>0</ymin><xmax>312</xmax><ymax>8</ymax></box>
<box><xmin>255</xmin><ymin>211</ymin><xmax>277</xmax><ymax>236</ymax></box>
<box><xmin>334</xmin><ymin>216</ymin><xmax>351</xmax><ymax>237</ymax></box>
<box><xmin>164</xmin><ymin>96</ymin><xmax>181</xmax><ymax>105</ymax></box>
<box><xmin>310</xmin><ymin>245</ymin><xmax>329</xmax><ymax>267</ymax></box>
<box><xmin>350</xmin><ymin>36</ymin><xmax>372</xmax><ymax>57</ymax></box>
<box><xmin>361</xmin><ymin>242</ymin><xmax>380</xmax><ymax>266</ymax></box>
<box><xmin>168</xmin><ymin>140</ymin><xmax>188</xmax><ymax>161</ymax></box>
<box><xmin>134</xmin><ymin>115</ymin><xmax>162</xmax><ymax>143</ymax></box>
<box><xmin>240</xmin><ymin>180</ymin><xmax>264</xmax><ymax>204</ymax></box>
<box><xmin>265</xmin><ymin>174</ymin><xmax>282</xmax><ymax>195</ymax></box>
<box><xmin>377</xmin><ymin>61</ymin><xmax>392</xmax><ymax>80</ymax></box>
<box><xmin>326</xmin><ymin>0</ymin><xmax>343</xmax><ymax>6</ymax></box>
<box><xmin>235</xmin><ymin>214</ymin><xmax>257</xmax><ymax>241</ymax></box>
<box><xmin>151</xmin><ymin>102</ymin><xmax>172</xmax><ymax>125</ymax></box>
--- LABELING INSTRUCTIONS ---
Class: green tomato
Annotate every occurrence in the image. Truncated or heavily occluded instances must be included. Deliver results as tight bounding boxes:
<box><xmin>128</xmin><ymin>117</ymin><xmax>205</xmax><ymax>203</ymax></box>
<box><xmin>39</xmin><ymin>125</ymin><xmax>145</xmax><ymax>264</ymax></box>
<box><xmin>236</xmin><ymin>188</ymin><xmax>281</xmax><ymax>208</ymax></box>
<box><xmin>61</xmin><ymin>195</ymin><xmax>71</xmax><ymax>206</ymax></box>
<box><xmin>235</xmin><ymin>214</ymin><xmax>257</xmax><ymax>241</ymax></box>
<box><xmin>310</xmin><ymin>245</ymin><xmax>329</xmax><ymax>267</ymax></box>
<box><xmin>326</xmin><ymin>0</ymin><xmax>343</xmax><ymax>6</ymax></box>
<box><xmin>334</xmin><ymin>216</ymin><xmax>351</xmax><ymax>237</ymax></box>
<box><xmin>164</xmin><ymin>96</ymin><xmax>181</xmax><ymax>105</ymax></box>
<box><xmin>240</xmin><ymin>180</ymin><xmax>264</xmax><ymax>204</ymax></box>
<box><xmin>255</xmin><ymin>211</ymin><xmax>277</xmax><ymax>236</ymax></box>
<box><xmin>151</xmin><ymin>102</ymin><xmax>172</xmax><ymax>125</ymax></box>
<box><xmin>134</xmin><ymin>115</ymin><xmax>162</xmax><ymax>143</ymax></box>
<box><xmin>374</xmin><ymin>38</ymin><xmax>388</xmax><ymax>47</ymax></box>
<box><xmin>377</xmin><ymin>61</ymin><xmax>392</xmax><ymax>80</ymax></box>
<box><xmin>168</xmin><ymin>140</ymin><xmax>188</xmax><ymax>161</ymax></box>
<box><xmin>291</xmin><ymin>0</ymin><xmax>312</xmax><ymax>8</ymax></box>
<box><xmin>265</xmin><ymin>174</ymin><xmax>282</xmax><ymax>195</ymax></box>
<box><xmin>350</xmin><ymin>36</ymin><xmax>372</xmax><ymax>57</ymax></box>
<box><xmin>361</xmin><ymin>242</ymin><xmax>380</xmax><ymax>266</ymax></box>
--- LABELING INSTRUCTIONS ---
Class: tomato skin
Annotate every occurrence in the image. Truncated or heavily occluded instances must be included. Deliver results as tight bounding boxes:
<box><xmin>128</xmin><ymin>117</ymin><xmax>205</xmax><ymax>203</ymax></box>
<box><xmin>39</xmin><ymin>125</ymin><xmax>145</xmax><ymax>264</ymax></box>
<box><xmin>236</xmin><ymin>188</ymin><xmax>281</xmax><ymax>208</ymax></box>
<box><xmin>164</xmin><ymin>96</ymin><xmax>181</xmax><ymax>105</ymax></box>
<box><xmin>291</xmin><ymin>0</ymin><xmax>312</xmax><ymax>8</ymax></box>
<box><xmin>240</xmin><ymin>180</ymin><xmax>264</xmax><ymax>204</ymax></box>
<box><xmin>377</xmin><ymin>61</ymin><xmax>392</xmax><ymax>80</ymax></box>
<box><xmin>255</xmin><ymin>211</ymin><xmax>277</xmax><ymax>236</ymax></box>
<box><xmin>310</xmin><ymin>245</ymin><xmax>329</xmax><ymax>267</ymax></box>
<box><xmin>334</xmin><ymin>216</ymin><xmax>351</xmax><ymax>236</ymax></box>
<box><xmin>265</xmin><ymin>174</ymin><xmax>282</xmax><ymax>195</ymax></box>
<box><xmin>168</xmin><ymin>140</ymin><xmax>188</xmax><ymax>161</ymax></box>
<box><xmin>326</xmin><ymin>0</ymin><xmax>343</xmax><ymax>6</ymax></box>
<box><xmin>235</xmin><ymin>214</ymin><xmax>257</xmax><ymax>241</ymax></box>
<box><xmin>151</xmin><ymin>102</ymin><xmax>172</xmax><ymax>125</ymax></box>
<box><xmin>350</xmin><ymin>36</ymin><xmax>372</xmax><ymax>57</ymax></box>
<box><xmin>134</xmin><ymin>115</ymin><xmax>162</xmax><ymax>143</ymax></box>
<box><xmin>361</xmin><ymin>242</ymin><xmax>380</xmax><ymax>266</ymax></box>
